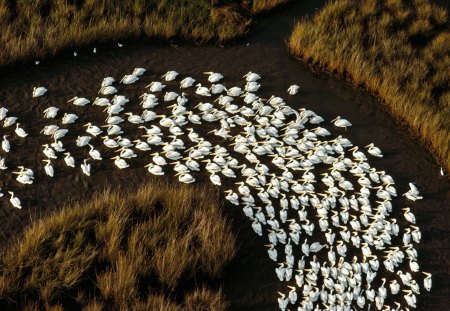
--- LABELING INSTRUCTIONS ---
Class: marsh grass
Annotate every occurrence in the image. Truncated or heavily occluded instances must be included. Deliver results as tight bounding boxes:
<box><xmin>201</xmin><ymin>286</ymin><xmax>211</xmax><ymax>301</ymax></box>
<box><xmin>0</xmin><ymin>182</ymin><xmax>235</xmax><ymax>310</ymax></box>
<box><xmin>0</xmin><ymin>0</ymin><xmax>287</xmax><ymax>67</ymax></box>
<box><xmin>289</xmin><ymin>0</ymin><xmax>450</xmax><ymax>171</ymax></box>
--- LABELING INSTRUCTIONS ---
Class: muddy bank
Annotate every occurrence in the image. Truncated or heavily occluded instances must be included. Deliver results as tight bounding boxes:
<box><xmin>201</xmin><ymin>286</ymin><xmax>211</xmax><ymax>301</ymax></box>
<box><xmin>0</xmin><ymin>0</ymin><xmax>448</xmax><ymax>310</ymax></box>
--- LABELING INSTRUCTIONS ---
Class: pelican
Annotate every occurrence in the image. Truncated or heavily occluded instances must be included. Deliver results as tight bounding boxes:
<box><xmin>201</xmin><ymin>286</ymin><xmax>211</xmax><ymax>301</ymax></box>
<box><xmin>80</xmin><ymin>159</ymin><xmax>91</xmax><ymax>176</ymax></box>
<box><xmin>132</xmin><ymin>68</ymin><xmax>146</xmax><ymax>76</ymax></box>
<box><xmin>43</xmin><ymin>159</ymin><xmax>54</xmax><ymax>177</ymax></box>
<box><xmin>64</xmin><ymin>152</ymin><xmax>75</xmax><ymax>167</ymax></box>
<box><xmin>93</xmin><ymin>97</ymin><xmax>110</xmax><ymax>106</ymax></box>
<box><xmin>14</xmin><ymin>123</ymin><xmax>28</xmax><ymax>138</ymax></box>
<box><xmin>1</xmin><ymin>135</ymin><xmax>10</xmax><ymax>152</ymax></box>
<box><xmin>203</xmin><ymin>71</ymin><xmax>223</xmax><ymax>83</ymax></box>
<box><xmin>403</xmin><ymin>182</ymin><xmax>423</xmax><ymax>201</ymax></box>
<box><xmin>3</xmin><ymin>116</ymin><xmax>17</xmax><ymax>127</ymax></box>
<box><xmin>422</xmin><ymin>272</ymin><xmax>432</xmax><ymax>291</ymax></box>
<box><xmin>244</xmin><ymin>71</ymin><xmax>261</xmax><ymax>82</ymax></box>
<box><xmin>146</xmin><ymin>81</ymin><xmax>165</xmax><ymax>92</ymax></box>
<box><xmin>88</xmin><ymin>144</ymin><xmax>102</xmax><ymax>160</ymax></box>
<box><xmin>365</xmin><ymin>143</ymin><xmax>383</xmax><ymax>157</ymax></box>
<box><xmin>180</xmin><ymin>77</ymin><xmax>196</xmax><ymax>88</ymax></box>
<box><xmin>62</xmin><ymin>113</ymin><xmax>78</xmax><ymax>124</ymax></box>
<box><xmin>32</xmin><ymin>86</ymin><xmax>47</xmax><ymax>97</ymax></box>
<box><xmin>68</xmin><ymin>96</ymin><xmax>90</xmax><ymax>106</ymax></box>
<box><xmin>152</xmin><ymin>153</ymin><xmax>166</xmax><ymax>166</ymax></box>
<box><xmin>111</xmin><ymin>156</ymin><xmax>129</xmax><ymax>169</ymax></box>
<box><xmin>195</xmin><ymin>84</ymin><xmax>211</xmax><ymax>96</ymax></box>
<box><xmin>162</xmin><ymin>70</ymin><xmax>179</xmax><ymax>81</ymax></box>
<box><xmin>84</xmin><ymin>123</ymin><xmax>103</xmax><ymax>136</ymax></box>
<box><xmin>43</xmin><ymin>106</ymin><xmax>59</xmax><ymax>118</ymax></box>
<box><xmin>8</xmin><ymin>191</ymin><xmax>22</xmax><ymax>209</ymax></box>
<box><xmin>145</xmin><ymin>163</ymin><xmax>164</xmax><ymax>175</ymax></box>
<box><xmin>175</xmin><ymin>172</ymin><xmax>195</xmax><ymax>184</ymax></box>
<box><xmin>101</xmin><ymin>77</ymin><xmax>115</xmax><ymax>87</ymax></box>
<box><xmin>120</xmin><ymin>74</ymin><xmax>139</xmax><ymax>84</ymax></box>
<box><xmin>331</xmin><ymin>116</ymin><xmax>352</xmax><ymax>129</ymax></box>
<box><xmin>76</xmin><ymin>135</ymin><xmax>91</xmax><ymax>147</ymax></box>
<box><xmin>99</xmin><ymin>86</ymin><xmax>117</xmax><ymax>95</ymax></box>
<box><xmin>287</xmin><ymin>84</ymin><xmax>300</xmax><ymax>95</ymax></box>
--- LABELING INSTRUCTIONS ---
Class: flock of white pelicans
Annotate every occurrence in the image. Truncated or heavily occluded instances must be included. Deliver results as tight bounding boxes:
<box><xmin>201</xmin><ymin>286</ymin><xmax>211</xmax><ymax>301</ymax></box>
<box><xmin>1</xmin><ymin>67</ymin><xmax>431</xmax><ymax>310</ymax></box>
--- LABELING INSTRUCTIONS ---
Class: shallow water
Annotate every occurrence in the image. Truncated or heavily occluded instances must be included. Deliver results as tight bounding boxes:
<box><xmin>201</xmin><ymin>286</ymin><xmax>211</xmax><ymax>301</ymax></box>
<box><xmin>0</xmin><ymin>0</ymin><xmax>448</xmax><ymax>310</ymax></box>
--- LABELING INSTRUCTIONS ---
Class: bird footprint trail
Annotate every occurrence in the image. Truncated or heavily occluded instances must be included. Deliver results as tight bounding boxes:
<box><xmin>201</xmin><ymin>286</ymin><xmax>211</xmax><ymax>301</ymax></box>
<box><xmin>1</xmin><ymin>68</ymin><xmax>431</xmax><ymax>310</ymax></box>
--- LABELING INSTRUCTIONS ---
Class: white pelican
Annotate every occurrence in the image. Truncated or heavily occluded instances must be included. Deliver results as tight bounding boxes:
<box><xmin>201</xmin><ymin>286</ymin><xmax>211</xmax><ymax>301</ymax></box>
<box><xmin>403</xmin><ymin>182</ymin><xmax>423</xmax><ymax>201</ymax></box>
<box><xmin>111</xmin><ymin>156</ymin><xmax>129</xmax><ymax>169</ymax></box>
<box><xmin>32</xmin><ymin>86</ymin><xmax>47</xmax><ymax>97</ymax></box>
<box><xmin>365</xmin><ymin>143</ymin><xmax>383</xmax><ymax>157</ymax></box>
<box><xmin>1</xmin><ymin>135</ymin><xmax>10</xmax><ymax>152</ymax></box>
<box><xmin>195</xmin><ymin>84</ymin><xmax>211</xmax><ymax>96</ymax></box>
<box><xmin>146</xmin><ymin>81</ymin><xmax>165</xmax><ymax>92</ymax></box>
<box><xmin>80</xmin><ymin>159</ymin><xmax>91</xmax><ymax>176</ymax></box>
<box><xmin>180</xmin><ymin>77</ymin><xmax>196</xmax><ymax>88</ymax></box>
<box><xmin>176</xmin><ymin>172</ymin><xmax>195</xmax><ymax>184</ymax></box>
<box><xmin>8</xmin><ymin>191</ymin><xmax>22</xmax><ymax>209</ymax></box>
<box><xmin>68</xmin><ymin>97</ymin><xmax>90</xmax><ymax>106</ymax></box>
<box><xmin>287</xmin><ymin>84</ymin><xmax>300</xmax><ymax>95</ymax></box>
<box><xmin>43</xmin><ymin>159</ymin><xmax>54</xmax><ymax>177</ymax></box>
<box><xmin>3</xmin><ymin>116</ymin><xmax>17</xmax><ymax>127</ymax></box>
<box><xmin>331</xmin><ymin>116</ymin><xmax>352</xmax><ymax>129</ymax></box>
<box><xmin>84</xmin><ymin>123</ymin><xmax>103</xmax><ymax>136</ymax></box>
<box><xmin>90</xmin><ymin>98</ymin><xmax>109</xmax><ymax>107</ymax></box>
<box><xmin>152</xmin><ymin>153</ymin><xmax>166</xmax><ymax>166</ymax></box>
<box><xmin>145</xmin><ymin>163</ymin><xmax>164</xmax><ymax>175</ymax></box>
<box><xmin>62</xmin><ymin>113</ymin><xmax>78</xmax><ymax>124</ymax></box>
<box><xmin>99</xmin><ymin>86</ymin><xmax>117</xmax><ymax>95</ymax></box>
<box><xmin>76</xmin><ymin>135</ymin><xmax>91</xmax><ymax>147</ymax></box>
<box><xmin>203</xmin><ymin>71</ymin><xmax>223</xmax><ymax>83</ymax></box>
<box><xmin>120</xmin><ymin>74</ymin><xmax>139</xmax><ymax>84</ymax></box>
<box><xmin>243</xmin><ymin>71</ymin><xmax>261</xmax><ymax>82</ymax></box>
<box><xmin>132</xmin><ymin>68</ymin><xmax>146</xmax><ymax>76</ymax></box>
<box><xmin>88</xmin><ymin>144</ymin><xmax>102</xmax><ymax>160</ymax></box>
<box><xmin>101</xmin><ymin>77</ymin><xmax>115</xmax><ymax>87</ymax></box>
<box><xmin>43</xmin><ymin>107</ymin><xmax>59</xmax><ymax>118</ymax></box>
<box><xmin>64</xmin><ymin>152</ymin><xmax>75</xmax><ymax>167</ymax></box>
<box><xmin>162</xmin><ymin>70</ymin><xmax>179</xmax><ymax>81</ymax></box>
<box><xmin>14</xmin><ymin>123</ymin><xmax>28</xmax><ymax>138</ymax></box>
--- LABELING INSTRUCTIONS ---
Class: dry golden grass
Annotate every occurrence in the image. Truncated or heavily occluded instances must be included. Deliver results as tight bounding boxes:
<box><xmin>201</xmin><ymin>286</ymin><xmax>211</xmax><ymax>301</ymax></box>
<box><xmin>251</xmin><ymin>0</ymin><xmax>289</xmax><ymax>13</ymax></box>
<box><xmin>289</xmin><ymin>0</ymin><xmax>450</xmax><ymax>172</ymax></box>
<box><xmin>0</xmin><ymin>182</ymin><xmax>235</xmax><ymax>310</ymax></box>
<box><xmin>0</xmin><ymin>0</ymin><xmax>288</xmax><ymax>67</ymax></box>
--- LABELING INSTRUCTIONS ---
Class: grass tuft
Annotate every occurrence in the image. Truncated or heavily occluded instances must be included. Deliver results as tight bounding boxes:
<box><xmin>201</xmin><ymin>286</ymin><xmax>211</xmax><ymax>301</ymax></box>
<box><xmin>0</xmin><ymin>0</ymin><xmax>288</xmax><ymax>67</ymax></box>
<box><xmin>289</xmin><ymin>0</ymin><xmax>450</xmax><ymax>172</ymax></box>
<box><xmin>0</xmin><ymin>182</ymin><xmax>235</xmax><ymax>310</ymax></box>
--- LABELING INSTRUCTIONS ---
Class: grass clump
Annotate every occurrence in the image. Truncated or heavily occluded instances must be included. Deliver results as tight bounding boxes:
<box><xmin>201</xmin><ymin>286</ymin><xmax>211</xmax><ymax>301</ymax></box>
<box><xmin>289</xmin><ymin>0</ymin><xmax>450</xmax><ymax>171</ymax></box>
<box><xmin>0</xmin><ymin>0</ymin><xmax>288</xmax><ymax>67</ymax></box>
<box><xmin>0</xmin><ymin>182</ymin><xmax>235</xmax><ymax>310</ymax></box>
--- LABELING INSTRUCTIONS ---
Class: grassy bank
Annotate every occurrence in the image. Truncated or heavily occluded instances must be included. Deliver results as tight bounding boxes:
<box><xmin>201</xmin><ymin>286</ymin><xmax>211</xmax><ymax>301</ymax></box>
<box><xmin>0</xmin><ymin>183</ymin><xmax>235</xmax><ymax>310</ymax></box>
<box><xmin>289</xmin><ymin>0</ymin><xmax>450</xmax><ymax>171</ymax></box>
<box><xmin>0</xmin><ymin>0</ymin><xmax>287</xmax><ymax>67</ymax></box>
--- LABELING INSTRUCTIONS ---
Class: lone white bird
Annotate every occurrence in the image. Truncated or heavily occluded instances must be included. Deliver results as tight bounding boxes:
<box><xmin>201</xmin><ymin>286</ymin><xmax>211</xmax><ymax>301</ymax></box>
<box><xmin>8</xmin><ymin>191</ymin><xmax>22</xmax><ymax>209</ymax></box>
<box><xmin>33</xmin><ymin>87</ymin><xmax>47</xmax><ymax>97</ymax></box>
<box><xmin>403</xmin><ymin>182</ymin><xmax>423</xmax><ymax>201</ymax></box>
<box><xmin>287</xmin><ymin>84</ymin><xmax>300</xmax><ymax>95</ymax></box>
<box><xmin>331</xmin><ymin>116</ymin><xmax>352</xmax><ymax>129</ymax></box>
